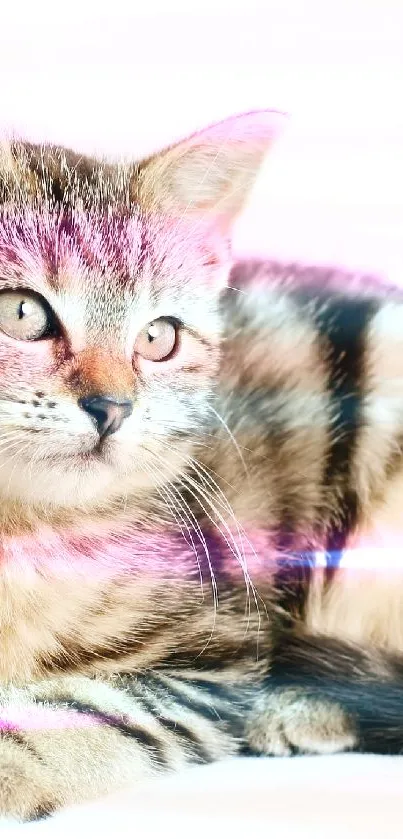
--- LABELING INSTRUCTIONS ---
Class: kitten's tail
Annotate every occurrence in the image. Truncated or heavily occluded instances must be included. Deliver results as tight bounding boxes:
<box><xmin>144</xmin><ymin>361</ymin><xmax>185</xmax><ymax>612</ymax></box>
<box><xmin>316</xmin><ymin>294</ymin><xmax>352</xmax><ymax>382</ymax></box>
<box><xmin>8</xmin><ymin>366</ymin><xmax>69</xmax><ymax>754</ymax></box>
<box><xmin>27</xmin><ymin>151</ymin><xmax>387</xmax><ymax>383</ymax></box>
<box><xmin>268</xmin><ymin>631</ymin><xmax>403</xmax><ymax>754</ymax></box>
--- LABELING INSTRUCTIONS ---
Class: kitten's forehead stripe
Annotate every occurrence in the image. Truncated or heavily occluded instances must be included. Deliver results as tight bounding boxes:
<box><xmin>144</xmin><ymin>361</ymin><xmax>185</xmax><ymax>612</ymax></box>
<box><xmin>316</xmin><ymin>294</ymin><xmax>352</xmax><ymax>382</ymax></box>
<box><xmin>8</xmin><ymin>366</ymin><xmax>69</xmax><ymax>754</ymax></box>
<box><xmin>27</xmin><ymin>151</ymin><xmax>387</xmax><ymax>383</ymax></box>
<box><xmin>0</xmin><ymin>207</ymin><xmax>143</xmax><ymax>292</ymax></box>
<box><xmin>0</xmin><ymin>141</ymin><xmax>141</xmax><ymax>300</ymax></box>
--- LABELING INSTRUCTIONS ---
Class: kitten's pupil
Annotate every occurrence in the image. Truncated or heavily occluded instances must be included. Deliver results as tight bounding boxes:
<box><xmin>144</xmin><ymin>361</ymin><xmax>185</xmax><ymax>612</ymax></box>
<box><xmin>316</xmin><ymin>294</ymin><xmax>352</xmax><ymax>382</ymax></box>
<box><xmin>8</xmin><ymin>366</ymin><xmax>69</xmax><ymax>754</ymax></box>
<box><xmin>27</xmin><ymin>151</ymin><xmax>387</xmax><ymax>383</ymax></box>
<box><xmin>19</xmin><ymin>301</ymin><xmax>29</xmax><ymax>320</ymax></box>
<box><xmin>147</xmin><ymin>323</ymin><xmax>160</xmax><ymax>342</ymax></box>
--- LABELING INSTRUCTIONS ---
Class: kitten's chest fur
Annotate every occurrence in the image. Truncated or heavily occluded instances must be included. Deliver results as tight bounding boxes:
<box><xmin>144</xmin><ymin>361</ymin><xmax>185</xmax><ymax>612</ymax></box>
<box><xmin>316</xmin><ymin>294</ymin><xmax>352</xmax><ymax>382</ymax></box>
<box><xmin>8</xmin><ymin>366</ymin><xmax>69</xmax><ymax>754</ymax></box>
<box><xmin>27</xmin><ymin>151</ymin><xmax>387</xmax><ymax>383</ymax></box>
<box><xmin>0</xmin><ymin>512</ymin><xmax>274</xmax><ymax>684</ymax></box>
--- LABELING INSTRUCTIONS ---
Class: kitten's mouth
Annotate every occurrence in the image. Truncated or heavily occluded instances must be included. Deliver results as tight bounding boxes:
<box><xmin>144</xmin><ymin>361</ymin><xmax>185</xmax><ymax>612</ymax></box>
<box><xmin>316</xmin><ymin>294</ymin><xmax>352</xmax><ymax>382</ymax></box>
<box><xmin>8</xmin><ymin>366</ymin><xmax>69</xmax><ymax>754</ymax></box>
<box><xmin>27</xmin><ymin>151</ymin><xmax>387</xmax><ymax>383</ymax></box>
<box><xmin>72</xmin><ymin>441</ymin><xmax>110</xmax><ymax>462</ymax></box>
<box><xmin>47</xmin><ymin>439</ymin><xmax>111</xmax><ymax>466</ymax></box>
<box><xmin>75</xmin><ymin>449</ymin><xmax>103</xmax><ymax>462</ymax></box>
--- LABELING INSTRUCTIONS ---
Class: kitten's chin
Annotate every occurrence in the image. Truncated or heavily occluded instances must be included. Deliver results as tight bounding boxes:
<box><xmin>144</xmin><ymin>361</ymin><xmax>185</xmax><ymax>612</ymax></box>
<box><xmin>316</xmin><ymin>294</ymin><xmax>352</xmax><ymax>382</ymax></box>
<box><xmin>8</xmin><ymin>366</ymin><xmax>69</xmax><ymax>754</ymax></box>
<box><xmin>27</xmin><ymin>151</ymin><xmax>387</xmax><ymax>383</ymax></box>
<box><xmin>0</xmin><ymin>437</ymin><xmax>191</xmax><ymax>513</ymax></box>
<box><xmin>0</xmin><ymin>453</ymin><xmax>115</xmax><ymax>510</ymax></box>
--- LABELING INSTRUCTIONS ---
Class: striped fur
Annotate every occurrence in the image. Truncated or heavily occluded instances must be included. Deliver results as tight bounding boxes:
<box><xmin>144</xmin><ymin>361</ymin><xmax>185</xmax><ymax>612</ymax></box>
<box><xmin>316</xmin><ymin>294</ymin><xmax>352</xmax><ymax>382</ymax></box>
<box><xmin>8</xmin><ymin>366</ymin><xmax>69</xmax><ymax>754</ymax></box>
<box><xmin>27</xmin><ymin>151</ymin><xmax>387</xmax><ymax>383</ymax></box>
<box><xmin>1</xmin><ymin>112</ymin><xmax>403</xmax><ymax>821</ymax></box>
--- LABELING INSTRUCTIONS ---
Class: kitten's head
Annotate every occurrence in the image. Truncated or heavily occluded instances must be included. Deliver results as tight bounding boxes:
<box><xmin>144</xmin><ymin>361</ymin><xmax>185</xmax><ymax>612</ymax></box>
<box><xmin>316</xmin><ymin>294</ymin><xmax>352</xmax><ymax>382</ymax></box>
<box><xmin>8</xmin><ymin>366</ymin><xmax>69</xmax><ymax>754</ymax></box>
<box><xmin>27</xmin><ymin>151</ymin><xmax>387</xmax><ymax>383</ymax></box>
<box><xmin>0</xmin><ymin>111</ymin><xmax>285</xmax><ymax>512</ymax></box>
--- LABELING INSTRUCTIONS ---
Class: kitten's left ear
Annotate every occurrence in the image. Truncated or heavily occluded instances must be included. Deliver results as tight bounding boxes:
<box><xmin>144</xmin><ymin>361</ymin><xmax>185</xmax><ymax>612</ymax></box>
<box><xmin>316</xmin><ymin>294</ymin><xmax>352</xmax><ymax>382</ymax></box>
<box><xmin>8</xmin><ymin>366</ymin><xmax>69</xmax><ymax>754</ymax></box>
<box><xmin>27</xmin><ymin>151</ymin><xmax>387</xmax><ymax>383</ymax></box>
<box><xmin>133</xmin><ymin>110</ymin><xmax>287</xmax><ymax>233</ymax></box>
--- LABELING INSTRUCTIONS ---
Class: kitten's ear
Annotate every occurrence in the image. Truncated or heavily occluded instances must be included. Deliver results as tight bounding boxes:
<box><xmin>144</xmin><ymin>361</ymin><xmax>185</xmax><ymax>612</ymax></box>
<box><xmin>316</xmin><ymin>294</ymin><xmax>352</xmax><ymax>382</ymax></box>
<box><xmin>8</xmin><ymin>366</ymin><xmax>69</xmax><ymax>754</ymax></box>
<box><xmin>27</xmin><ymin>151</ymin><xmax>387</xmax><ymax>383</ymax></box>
<box><xmin>134</xmin><ymin>110</ymin><xmax>287</xmax><ymax>231</ymax></box>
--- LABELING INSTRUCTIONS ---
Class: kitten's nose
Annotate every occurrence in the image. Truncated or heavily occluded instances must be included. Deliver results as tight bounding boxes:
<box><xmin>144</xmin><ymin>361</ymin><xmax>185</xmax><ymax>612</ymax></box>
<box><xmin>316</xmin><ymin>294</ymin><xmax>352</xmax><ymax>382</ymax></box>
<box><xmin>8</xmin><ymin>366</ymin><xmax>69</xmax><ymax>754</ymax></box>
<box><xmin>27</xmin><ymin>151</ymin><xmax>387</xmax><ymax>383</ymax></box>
<box><xmin>79</xmin><ymin>395</ymin><xmax>133</xmax><ymax>439</ymax></box>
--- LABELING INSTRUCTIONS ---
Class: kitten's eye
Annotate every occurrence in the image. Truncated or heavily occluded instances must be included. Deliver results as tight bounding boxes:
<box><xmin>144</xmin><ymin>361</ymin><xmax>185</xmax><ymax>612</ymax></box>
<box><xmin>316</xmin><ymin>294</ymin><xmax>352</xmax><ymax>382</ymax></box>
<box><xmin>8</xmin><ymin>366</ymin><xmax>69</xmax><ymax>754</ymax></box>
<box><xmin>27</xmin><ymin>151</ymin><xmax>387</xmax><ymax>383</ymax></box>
<box><xmin>134</xmin><ymin>317</ymin><xmax>178</xmax><ymax>362</ymax></box>
<box><xmin>0</xmin><ymin>290</ymin><xmax>53</xmax><ymax>341</ymax></box>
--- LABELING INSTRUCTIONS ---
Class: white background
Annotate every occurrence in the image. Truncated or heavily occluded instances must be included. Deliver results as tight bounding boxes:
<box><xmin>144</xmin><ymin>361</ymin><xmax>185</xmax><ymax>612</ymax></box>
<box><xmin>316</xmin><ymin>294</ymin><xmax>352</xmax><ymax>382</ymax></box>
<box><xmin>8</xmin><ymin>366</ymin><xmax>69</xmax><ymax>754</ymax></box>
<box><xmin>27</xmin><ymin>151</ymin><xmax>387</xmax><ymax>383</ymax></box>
<box><xmin>1</xmin><ymin>0</ymin><xmax>402</xmax><ymax>281</ymax></box>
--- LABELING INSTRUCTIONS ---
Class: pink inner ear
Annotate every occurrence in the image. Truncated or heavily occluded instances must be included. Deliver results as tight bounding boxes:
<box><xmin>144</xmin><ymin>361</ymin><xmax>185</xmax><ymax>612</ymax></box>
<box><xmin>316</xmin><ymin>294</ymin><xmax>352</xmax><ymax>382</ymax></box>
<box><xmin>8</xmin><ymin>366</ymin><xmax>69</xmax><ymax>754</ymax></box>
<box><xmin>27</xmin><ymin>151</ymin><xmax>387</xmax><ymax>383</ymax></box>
<box><xmin>139</xmin><ymin>110</ymin><xmax>288</xmax><ymax>224</ymax></box>
<box><xmin>167</xmin><ymin>144</ymin><xmax>234</xmax><ymax>210</ymax></box>
<box><xmin>203</xmin><ymin>253</ymin><xmax>221</xmax><ymax>268</ymax></box>
<box><xmin>202</xmin><ymin>231</ymin><xmax>232</xmax><ymax>278</ymax></box>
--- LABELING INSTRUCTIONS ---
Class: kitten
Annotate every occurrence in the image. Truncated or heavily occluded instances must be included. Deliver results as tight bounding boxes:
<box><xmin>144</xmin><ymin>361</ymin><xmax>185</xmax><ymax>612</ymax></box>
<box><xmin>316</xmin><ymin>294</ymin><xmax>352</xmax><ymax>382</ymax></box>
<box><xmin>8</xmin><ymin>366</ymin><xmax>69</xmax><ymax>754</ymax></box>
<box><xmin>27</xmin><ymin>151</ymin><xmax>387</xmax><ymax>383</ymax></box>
<box><xmin>0</xmin><ymin>111</ymin><xmax>403</xmax><ymax>822</ymax></box>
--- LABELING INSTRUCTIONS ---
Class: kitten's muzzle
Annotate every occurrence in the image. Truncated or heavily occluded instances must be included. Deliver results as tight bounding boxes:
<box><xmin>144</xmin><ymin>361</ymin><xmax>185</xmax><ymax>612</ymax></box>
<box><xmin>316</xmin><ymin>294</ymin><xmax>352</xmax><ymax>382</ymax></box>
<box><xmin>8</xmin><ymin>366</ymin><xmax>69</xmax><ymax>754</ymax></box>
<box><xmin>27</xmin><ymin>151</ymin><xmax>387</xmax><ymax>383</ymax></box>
<box><xmin>78</xmin><ymin>395</ymin><xmax>133</xmax><ymax>440</ymax></box>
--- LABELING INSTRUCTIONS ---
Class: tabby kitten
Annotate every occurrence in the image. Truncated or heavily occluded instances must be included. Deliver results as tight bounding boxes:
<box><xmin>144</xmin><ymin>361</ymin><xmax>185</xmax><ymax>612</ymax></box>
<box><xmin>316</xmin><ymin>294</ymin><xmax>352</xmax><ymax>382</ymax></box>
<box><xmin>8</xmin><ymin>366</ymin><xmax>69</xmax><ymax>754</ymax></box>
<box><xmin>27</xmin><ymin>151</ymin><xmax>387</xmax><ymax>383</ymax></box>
<box><xmin>0</xmin><ymin>111</ymin><xmax>403</xmax><ymax>822</ymax></box>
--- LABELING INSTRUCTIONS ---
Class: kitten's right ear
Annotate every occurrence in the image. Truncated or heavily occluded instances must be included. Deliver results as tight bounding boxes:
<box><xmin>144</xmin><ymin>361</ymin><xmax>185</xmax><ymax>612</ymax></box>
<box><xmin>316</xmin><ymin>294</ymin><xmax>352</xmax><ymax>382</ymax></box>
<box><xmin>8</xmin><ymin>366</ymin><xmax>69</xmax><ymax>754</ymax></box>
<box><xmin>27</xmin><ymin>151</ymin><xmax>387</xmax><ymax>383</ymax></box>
<box><xmin>133</xmin><ymin>110</ymin><xmax>287</xmax><ymax>233</ymax></box>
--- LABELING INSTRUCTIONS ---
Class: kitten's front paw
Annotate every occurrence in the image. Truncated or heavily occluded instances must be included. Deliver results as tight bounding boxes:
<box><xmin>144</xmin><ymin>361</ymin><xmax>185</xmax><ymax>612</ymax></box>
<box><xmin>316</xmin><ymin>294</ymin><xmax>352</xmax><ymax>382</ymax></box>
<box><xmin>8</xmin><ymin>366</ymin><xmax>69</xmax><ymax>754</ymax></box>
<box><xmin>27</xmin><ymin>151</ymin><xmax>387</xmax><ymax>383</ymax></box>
<box><xmin>0</xmin><ymin>735</ymin><xmax>58</xmax><ymax>822</ymax></box>
<box><xmin>246</xmin><ymin>688</ymin><xmax>358</xmax><ymax>757</ymax></box>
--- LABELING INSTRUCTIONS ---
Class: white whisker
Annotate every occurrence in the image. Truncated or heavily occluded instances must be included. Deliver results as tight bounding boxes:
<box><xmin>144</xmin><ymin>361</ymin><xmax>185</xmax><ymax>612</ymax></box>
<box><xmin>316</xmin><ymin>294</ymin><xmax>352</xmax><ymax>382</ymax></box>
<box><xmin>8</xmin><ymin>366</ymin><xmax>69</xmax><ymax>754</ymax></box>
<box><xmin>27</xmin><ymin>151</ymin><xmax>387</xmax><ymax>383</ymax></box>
<box><xmin>206</xmin><ymin>403</ymin><xmax>249</xmax><ymax>481</ymax></box>
<box><xmin>152</xmin><ymin>437</ymin><xmax>263</xmax><ymax>641</ymax></box>
<box><xmin>141</xmin><ymin>446</ymin><xmax>219</xmax><ymax>653</ymax></box>
<box><xmin>159</xmin><ymin>437</ymin><xmax>267</xmax><ymax>640</ymax></box>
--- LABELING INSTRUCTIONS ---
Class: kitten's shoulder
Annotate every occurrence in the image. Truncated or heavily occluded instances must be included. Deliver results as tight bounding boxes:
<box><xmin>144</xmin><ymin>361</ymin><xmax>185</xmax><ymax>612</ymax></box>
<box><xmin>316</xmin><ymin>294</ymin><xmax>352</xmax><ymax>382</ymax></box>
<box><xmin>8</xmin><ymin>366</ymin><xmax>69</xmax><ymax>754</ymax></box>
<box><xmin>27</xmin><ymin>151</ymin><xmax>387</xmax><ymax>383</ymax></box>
<box><xmin>222</xmin><ymin>258</ymin><xmax>400</xmax><ymax>331</ymax></box>
<box><xmin>220</xmin><ymin>258</ymin><xmax>401</xmax><ymax>371</ymax></box>
<box><xmin>228</xmin><ymin>258</ymin><xmax>398</xmax><ymax>299</ymax></box>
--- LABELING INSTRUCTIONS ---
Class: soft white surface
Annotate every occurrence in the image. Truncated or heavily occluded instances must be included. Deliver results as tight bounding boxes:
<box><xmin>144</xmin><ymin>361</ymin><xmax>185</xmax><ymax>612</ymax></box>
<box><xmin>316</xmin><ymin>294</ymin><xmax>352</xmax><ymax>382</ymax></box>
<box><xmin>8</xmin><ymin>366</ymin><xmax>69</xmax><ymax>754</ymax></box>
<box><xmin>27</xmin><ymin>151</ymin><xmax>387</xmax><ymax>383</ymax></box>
<box><xmin>2</xmin><ymin>755</ymin><xmax>403</xmax><ymax>837</ymax></box>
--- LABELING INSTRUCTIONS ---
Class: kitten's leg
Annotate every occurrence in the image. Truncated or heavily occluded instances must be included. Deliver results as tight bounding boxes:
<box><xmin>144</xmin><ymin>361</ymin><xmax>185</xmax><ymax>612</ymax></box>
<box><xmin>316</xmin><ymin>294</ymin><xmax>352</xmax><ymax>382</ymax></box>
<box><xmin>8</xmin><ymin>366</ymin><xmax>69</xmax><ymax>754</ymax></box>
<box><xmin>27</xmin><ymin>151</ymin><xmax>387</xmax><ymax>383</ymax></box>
<box><xmin>0</xmin><ymin>674</ymin><xmax>239</xmax><ymax>821</ymax></box>
<box><xmin>245</xmin><ymin>687</ymin><xmax>357</xmax><ymax>756</ymax></box>
<box><xmin>246</xmin><ymin>632</ymin><xmax>403</xmax><ymax>758</ymax></box>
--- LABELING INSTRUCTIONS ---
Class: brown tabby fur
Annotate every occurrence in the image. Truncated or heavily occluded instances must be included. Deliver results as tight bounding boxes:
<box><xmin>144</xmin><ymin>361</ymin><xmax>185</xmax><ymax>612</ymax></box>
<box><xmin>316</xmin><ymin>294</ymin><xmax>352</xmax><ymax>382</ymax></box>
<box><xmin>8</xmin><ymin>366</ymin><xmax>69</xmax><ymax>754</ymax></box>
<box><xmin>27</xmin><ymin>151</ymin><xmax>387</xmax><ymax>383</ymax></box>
<box><xmin>0</xmin><ymin>111</ymin><xmax>403</xmax><ymax>822</ymax></box>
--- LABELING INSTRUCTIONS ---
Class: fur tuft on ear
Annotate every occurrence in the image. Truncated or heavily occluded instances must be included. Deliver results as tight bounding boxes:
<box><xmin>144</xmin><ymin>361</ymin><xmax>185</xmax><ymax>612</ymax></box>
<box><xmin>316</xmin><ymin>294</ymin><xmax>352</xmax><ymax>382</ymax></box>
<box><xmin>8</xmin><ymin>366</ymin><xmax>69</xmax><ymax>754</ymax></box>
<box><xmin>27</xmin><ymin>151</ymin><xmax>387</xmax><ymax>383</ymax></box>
<box><xmin>134</xmin><ymin>110</ymin><xmax>287</xmax><ymax>231</ymax></box>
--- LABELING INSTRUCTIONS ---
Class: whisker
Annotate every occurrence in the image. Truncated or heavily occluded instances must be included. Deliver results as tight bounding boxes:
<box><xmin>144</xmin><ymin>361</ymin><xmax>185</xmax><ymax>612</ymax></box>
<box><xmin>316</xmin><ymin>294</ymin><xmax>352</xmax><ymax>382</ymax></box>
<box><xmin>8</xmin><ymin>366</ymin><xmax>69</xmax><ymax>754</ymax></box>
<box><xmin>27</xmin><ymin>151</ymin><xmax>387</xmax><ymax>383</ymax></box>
<box><xmin>153</xmin><ymin>437</ymin><xmax>261</xmax><ymax>630</ymax></box>
<box><xmin>143</xmin><ymin>458</ymin><xmax>205</xmax><ymax>592</ymax></box>
<box><xmin>144</xmin><ymin>459</ymin><xmax>228</xmax><ymax>662</ymax></box>
<box><xmin>180</xmin><ymin>472</ymin><xmax>259</xmax><ymax>613</ymax></box>
<box><xmin>155</xmin><ymin>438</ymin><xmax>266</xmax><ymax>640</ymax></box>
<box><xmin>141</xmin><ymin>446</ymin><xmax>219</xmax><ymax>639</ymax></box>
<box><xmin>206</xmin><ymin>403</ymin><xmax>249</xmax><ymax>481</ymax></box>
